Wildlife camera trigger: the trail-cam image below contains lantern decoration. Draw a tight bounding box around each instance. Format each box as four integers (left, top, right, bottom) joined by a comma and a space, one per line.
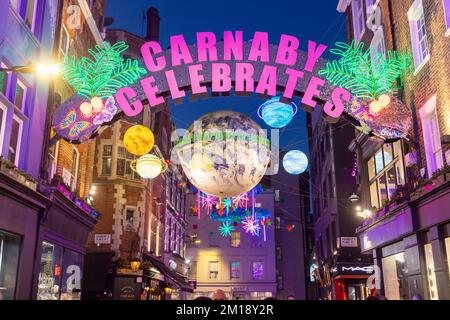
123, 125, 155, 156
79, 96, 118, 125
283, 150, 308, 175
257, 96, 298, 128
218, 221, 235, 237
130, 154, 168, 179
287, 225, 295, 232
242, 216, 261, 236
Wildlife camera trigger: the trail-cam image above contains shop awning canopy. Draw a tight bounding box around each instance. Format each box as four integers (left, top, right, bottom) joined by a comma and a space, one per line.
143, 253, 194, 292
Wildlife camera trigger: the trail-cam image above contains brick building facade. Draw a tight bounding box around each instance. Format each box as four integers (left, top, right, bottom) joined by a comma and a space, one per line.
337, 0, 450, 300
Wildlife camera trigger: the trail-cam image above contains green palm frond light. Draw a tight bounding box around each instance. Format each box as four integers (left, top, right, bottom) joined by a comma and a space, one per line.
318, 41, 411, 101
62, 41, 147, 99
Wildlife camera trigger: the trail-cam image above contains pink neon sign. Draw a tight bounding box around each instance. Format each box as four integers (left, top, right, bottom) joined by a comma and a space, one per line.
115, 31, 351, 122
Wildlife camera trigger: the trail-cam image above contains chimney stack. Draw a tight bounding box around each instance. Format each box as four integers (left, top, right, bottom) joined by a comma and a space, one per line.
146, 7, 160, 42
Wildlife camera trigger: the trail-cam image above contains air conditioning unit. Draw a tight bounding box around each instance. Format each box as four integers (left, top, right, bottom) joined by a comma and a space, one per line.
404, 152, 417, 167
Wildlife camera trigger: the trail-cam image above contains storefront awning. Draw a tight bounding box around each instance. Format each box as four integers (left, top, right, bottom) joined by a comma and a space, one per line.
143, 253, 194, 292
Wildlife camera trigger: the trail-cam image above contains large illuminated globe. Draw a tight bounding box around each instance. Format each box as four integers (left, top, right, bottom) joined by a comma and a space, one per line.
176, 110, 271, 197
283, 150, 308, 175
123, 125, 155, 156
258, 97, 297, 128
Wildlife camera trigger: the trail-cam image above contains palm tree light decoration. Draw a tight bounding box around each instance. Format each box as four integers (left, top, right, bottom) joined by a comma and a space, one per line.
319, 41, 410, 115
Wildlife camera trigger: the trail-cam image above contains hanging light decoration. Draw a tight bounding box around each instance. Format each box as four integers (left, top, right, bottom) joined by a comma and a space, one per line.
257, 96, 298, 128
283, 150, 308, 175
219, 221, 235, 237
130, 154, 167, 179
123, 125, 155, 156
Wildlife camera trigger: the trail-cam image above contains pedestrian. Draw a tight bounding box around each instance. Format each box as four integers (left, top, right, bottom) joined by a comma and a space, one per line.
212, 289, 227, 300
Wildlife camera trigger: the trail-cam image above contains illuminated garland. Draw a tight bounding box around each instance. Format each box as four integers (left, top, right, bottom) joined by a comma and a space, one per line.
318, 41, 410, 101
62, 41, 147, 99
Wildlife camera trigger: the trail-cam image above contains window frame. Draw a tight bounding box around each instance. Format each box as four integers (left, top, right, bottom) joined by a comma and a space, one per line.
8, 114, 23, 166
367, 141, 405, 208
0, 102, 6, 155
230, 231, 241, 248
208, 261, 219, 280
352, 0, 366, 43
408, 0, 430, 74
419, 95, 444, 178
101, 144, 112, 176
229, 261, 241, 280
252, 261, 264, 280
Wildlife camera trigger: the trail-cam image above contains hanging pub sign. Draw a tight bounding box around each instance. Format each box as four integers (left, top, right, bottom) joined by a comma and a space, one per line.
52, 31, 412, 143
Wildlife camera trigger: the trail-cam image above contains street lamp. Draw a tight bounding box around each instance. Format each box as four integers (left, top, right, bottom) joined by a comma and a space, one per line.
0, 62, 61, 76
349, 193, 360, 203
130, 258, 141, 271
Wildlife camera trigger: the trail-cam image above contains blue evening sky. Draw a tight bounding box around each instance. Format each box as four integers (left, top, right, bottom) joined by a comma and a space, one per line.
105, 0, 347, 154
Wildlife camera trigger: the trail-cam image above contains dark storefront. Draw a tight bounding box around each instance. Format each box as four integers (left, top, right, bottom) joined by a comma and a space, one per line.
0, 172, 97, 300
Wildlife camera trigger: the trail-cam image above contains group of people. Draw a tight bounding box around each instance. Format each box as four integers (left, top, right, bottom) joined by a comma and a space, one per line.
193, 289, 296, 300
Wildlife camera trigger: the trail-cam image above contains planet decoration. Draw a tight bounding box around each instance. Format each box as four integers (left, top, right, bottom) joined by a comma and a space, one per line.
130, 154, 168, 179
283, 150, 308, 175
123, 125, 155, 156
176, 110, 271, 197
257, 96, 298, 128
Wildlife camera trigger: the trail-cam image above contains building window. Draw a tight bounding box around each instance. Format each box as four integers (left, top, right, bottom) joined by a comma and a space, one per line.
208, 261, 219, 280
424, 243, 439, 300
443, 0, 450, 36
381, 252, 408, 300
8, 114, 23, 166
208, 232, 219, 247
275, 217, 281, 229
59, 25, 70, 57
14, 79, 27, 113
117, 146, 138, 179
370, 27, 386, 67
277, 275, 284, 290
0, 230, 21, 300
125, 208, 135, 231
38, 242, 83, 300
408, 0, 430, 73
352, 0, 366, 42
102, 145, 112, 175
419, 95, 444, 178
367, 140, 405, 208
252, 262, 264, 280
164, 215, 170, 252
230, 262, 241, 280
230, 231, 240, 248
0, 62, 11, 96
0, 103, 6, 154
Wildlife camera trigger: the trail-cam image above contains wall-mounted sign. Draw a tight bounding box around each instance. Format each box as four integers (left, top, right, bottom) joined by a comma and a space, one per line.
339, 237, 358, 248
94, 234, 111, 245
331, 263, 374, 276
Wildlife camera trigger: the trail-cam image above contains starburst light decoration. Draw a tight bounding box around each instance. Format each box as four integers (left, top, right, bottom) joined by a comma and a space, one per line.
242, 216, 261, 236
219, 221, 235, 237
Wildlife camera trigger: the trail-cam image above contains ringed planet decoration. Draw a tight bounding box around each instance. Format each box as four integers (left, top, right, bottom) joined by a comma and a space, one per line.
257, 96, 298, 128
130, 154, 168, 179
283, 150, 308, 175
123, 125, 155, 156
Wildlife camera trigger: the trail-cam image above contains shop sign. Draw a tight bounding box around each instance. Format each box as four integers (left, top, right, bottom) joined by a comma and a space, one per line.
331, 264, 374, 276
339, 237, 358, 248
94, 234, 111, 244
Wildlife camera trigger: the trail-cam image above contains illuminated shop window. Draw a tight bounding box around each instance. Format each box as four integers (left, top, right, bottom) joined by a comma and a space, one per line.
208, 261, 219, 280
352, 0, 366, 42
424, 243, 439, 300
408, 0, 430, 73
252, 262, 264, 280
230, 231, 240, 248
38, 242, 83, 300
419, 95, 444, 178
381, 252, 409, 300
367, 140, 405, 208
230, 262, 241, 280
0, 230, 21, 300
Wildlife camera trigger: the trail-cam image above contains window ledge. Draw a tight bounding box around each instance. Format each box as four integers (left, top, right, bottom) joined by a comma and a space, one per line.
413, 54, 430, 76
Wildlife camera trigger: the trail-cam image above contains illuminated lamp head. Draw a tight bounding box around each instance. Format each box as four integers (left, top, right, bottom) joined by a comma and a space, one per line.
257, 97, 298, 128
130, 154, 168, 179
91, 97, 104, 113
378, 94, 391, 107
369, 100, 382, 114
80, 102, 93, 116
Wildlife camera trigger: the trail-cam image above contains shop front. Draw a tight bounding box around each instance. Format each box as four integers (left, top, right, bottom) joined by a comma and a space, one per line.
357, 181, 450, 300
0, 172, 98, 300
331, 263, 373, 300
